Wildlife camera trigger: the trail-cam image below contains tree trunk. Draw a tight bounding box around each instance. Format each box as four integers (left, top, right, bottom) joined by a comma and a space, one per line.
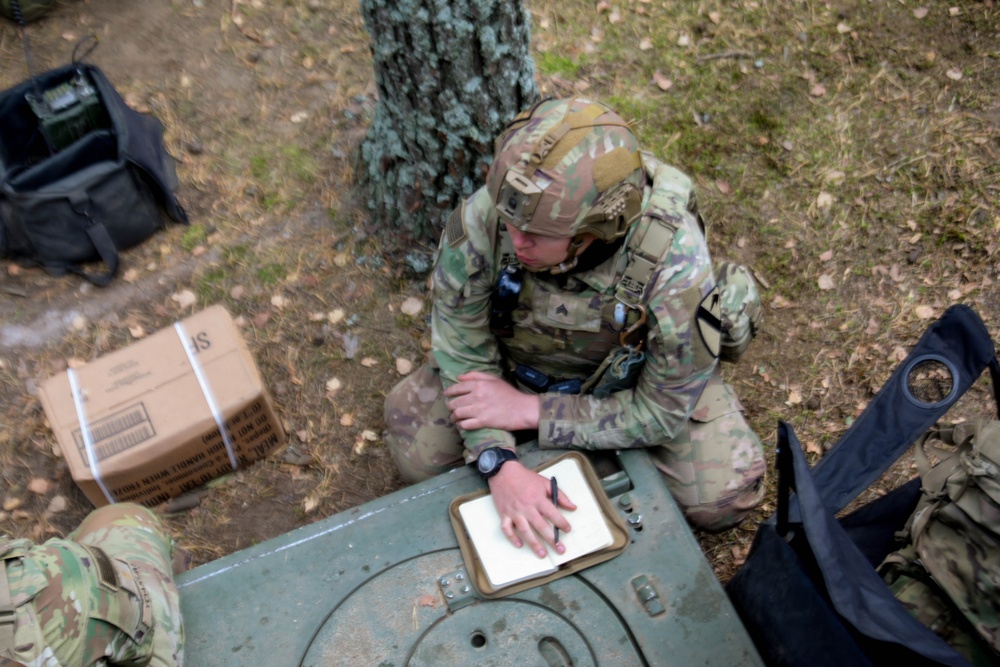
357, 0, 538, 255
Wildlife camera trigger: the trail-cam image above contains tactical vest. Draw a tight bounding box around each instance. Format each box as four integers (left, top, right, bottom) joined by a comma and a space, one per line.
0, 538, 153, 664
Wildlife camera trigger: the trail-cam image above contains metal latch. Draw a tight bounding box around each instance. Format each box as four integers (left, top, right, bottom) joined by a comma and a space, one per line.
631, 575, 665, 616
438, 566, 477, 612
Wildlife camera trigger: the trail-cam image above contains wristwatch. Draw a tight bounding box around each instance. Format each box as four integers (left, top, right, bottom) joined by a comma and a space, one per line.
476, 447, 518, 480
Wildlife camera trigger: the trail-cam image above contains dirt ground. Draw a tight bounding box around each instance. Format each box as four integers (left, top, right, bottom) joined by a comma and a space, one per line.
0, 0, 997, 585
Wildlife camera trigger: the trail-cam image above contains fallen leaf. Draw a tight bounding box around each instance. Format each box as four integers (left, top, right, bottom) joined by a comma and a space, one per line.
819, 250, 833, 262
906, 219, 918, 231
46, 495, 68, 514
304, 496, 320, 513
608, 8, 622, 23
805, 440, 823, 456
271, 294, 288, 309
290, 111, 308, 123
715, 180, 731, 195
810, 83, 827, 97
253, 311, 271, 327
907, 232, 922, 244
302, 56, 314, 69
596, 0, 610, 11
708, 11, 721, 24
816, 192, 834, 209
787, 387, 803, 405
914, 305, 935, 319
677, 33, 690, 47
295, 429, 310, 442
308, 312, 326, 322
913, 7, 929, 18
28, 478, 50, 495
639, 37, 653, 51
653, 71, 673, 91
172, 289, 197, 309
328, 309, 345, 324
417, 594, 438, 608
3, 497, 22, 511
340, 413, 354, 427
946, 68, 963, 81
836, 22, 852, 33
361, 430, 378, 442
400, 297, 423, 316
396, 358, 414, 375
890, 346, 908, 362
949, 6, 960, 15
123, 268, 140, 283
947, 289, 962, 300
334, 252, 349, 267
590, 26, 604, 43
72, 315, 88, 331
230, 285, 245, 299
326, 377, 342, 394
360, 357, 378, 367
772, 295, 792, 309
818, 274, 835, 290
129, 325, 146, 339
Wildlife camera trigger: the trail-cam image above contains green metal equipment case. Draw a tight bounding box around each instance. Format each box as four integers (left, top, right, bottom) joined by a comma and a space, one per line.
177, 446, 763, 666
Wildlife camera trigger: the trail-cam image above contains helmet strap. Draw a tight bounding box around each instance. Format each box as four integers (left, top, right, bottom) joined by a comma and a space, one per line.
547, 235, 588, 275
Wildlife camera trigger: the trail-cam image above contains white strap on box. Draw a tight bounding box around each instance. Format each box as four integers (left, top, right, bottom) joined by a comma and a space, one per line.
67, 367, 116, 505
174, 322, 240, 470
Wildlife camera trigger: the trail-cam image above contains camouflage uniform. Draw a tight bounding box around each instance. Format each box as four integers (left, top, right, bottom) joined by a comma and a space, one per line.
0, 503, 184, 666
385, 98, 765, 531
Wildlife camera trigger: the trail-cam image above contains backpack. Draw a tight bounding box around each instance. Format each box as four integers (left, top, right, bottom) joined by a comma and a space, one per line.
0, 62, 188, 285
881, 420, 1000, 663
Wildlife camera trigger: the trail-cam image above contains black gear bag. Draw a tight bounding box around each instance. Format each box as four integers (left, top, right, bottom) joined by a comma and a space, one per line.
726, 304, 1000, 666
0, 62, 188, 285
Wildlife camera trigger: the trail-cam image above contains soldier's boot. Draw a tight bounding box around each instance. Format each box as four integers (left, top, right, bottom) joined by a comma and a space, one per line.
715, 262, 763, 363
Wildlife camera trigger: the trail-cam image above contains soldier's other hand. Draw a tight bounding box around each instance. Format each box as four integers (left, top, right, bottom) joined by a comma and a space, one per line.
488, 461, 576, 558
444, 371, 540, 431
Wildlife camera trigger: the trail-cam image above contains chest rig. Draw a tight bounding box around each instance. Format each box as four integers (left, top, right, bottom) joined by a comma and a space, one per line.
489, 208, 680, 383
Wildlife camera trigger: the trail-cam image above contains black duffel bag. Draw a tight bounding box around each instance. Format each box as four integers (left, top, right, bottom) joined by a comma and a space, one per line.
0, 61, 188, 285
727, 304, 1000, 667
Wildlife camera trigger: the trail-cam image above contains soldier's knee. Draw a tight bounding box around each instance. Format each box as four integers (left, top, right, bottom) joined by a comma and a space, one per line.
678, 474, 765, 532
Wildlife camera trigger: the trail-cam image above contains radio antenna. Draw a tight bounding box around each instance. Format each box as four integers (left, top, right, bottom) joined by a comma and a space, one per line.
9, 0, 44, 100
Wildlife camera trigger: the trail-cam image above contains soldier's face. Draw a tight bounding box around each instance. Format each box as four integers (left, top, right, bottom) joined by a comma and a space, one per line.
507, 226, 575, 269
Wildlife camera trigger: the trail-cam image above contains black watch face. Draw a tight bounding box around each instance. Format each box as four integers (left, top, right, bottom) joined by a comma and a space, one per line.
478, 449, 498, 474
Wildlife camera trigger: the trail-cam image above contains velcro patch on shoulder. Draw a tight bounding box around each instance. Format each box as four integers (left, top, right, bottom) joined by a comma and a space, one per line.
446, 204, 467, 248
696, 286, 722, 360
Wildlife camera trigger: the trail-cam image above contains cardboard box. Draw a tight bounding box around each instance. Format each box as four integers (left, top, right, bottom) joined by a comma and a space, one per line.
39, 305, 285, 507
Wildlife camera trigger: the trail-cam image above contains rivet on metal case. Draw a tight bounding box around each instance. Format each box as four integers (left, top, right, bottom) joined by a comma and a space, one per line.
439, 566, 477, 612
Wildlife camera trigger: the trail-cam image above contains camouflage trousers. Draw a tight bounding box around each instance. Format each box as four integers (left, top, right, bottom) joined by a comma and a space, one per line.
385, 364, 765, 532
1, 503, 184, 666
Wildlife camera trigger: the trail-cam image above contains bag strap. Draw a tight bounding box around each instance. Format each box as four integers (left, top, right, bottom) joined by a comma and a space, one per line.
65, 191, 119, 286
806, 305, 1000, 515
779, 306, 999, 525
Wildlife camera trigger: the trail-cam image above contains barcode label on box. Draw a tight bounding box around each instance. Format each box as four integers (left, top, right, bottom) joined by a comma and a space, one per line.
73, 402, 156, 465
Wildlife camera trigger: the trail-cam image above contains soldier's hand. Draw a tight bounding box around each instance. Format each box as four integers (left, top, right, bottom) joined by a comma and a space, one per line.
444, 371, 540, 431
487, 461, 576, 558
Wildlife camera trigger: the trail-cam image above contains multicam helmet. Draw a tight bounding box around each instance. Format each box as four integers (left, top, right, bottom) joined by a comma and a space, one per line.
486, 97, 646, 243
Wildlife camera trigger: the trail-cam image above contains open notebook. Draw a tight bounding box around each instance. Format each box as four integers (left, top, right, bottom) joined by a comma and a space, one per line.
456, 455, 616, 590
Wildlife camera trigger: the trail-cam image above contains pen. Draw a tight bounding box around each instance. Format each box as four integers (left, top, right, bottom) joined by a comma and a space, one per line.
551, 476, 559, 544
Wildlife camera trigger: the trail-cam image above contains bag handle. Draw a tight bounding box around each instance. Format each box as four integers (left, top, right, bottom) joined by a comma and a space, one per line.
810, 305, 999, 515
66, 191, 119, 286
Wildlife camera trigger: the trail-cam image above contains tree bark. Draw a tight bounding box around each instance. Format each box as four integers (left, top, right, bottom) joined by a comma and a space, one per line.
357, 0, 538, 253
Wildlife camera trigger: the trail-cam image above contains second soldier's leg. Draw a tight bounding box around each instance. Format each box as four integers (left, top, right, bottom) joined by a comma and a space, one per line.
70, 503, 184, 667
